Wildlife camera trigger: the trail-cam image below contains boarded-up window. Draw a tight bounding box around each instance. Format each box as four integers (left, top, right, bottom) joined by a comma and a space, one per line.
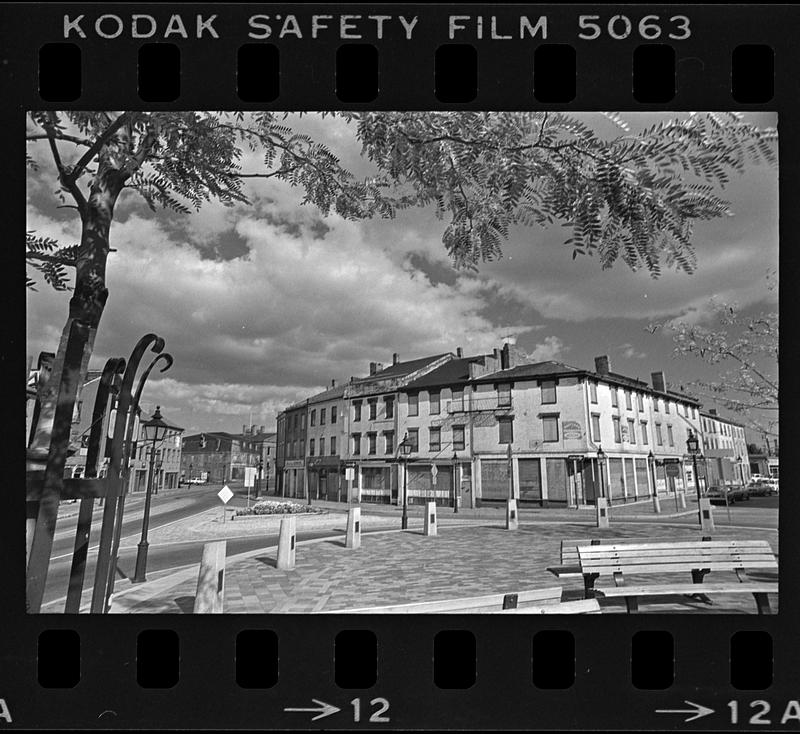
624, 457, 636, 497
635, 458, 650, 495
546, 458, 568, 503
608, 458, 624, 500
498, 417, 513, 444
480, 459, 510, 500
518, 458, 542, 502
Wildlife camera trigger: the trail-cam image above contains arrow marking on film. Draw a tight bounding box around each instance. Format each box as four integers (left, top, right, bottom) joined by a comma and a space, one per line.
284, 699, 341, 721
655, 700, 715, 722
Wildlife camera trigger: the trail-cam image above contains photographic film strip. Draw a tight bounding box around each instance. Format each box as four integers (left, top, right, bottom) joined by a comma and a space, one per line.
4, 2, 795, 731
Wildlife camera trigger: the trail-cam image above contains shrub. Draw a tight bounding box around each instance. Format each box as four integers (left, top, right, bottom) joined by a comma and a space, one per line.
235, 500, 325, 517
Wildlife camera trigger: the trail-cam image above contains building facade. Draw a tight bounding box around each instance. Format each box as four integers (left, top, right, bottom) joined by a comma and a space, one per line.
129, 410, 184, 493
180, 431, 260, 484
274, 345, 751, 509
700, 409, 750, 485
278, 400, 309, 498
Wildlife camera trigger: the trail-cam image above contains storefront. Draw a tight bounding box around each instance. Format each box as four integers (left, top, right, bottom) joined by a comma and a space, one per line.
307, 457, 343, 501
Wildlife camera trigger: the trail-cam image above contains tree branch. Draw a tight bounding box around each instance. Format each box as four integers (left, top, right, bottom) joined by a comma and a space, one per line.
27, 132, 92, 147
66, 112, 131, 184
43, 112, 87, 213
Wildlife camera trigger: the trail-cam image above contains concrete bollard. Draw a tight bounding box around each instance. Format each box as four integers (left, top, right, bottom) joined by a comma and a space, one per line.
699, 498, 715, 532
346, 507, 361, 549
193, 540, 226, 614
277, 515, 297, 570
596, 497, 610, 528
652, 492, 661, 513
505, 498, 519, 530
424, 501, 437, 536
678, 491, 687, 510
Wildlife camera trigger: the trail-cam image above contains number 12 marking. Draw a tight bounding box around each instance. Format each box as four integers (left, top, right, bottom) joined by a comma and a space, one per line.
351, 697, 391, 723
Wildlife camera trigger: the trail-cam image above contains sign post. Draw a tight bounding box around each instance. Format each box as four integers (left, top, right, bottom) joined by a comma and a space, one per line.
218, 484, 234, 523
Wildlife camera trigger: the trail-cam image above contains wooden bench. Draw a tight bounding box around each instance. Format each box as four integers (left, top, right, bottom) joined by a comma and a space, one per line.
547, 535, 713, 598
576, 540, 778, 614
322, 587, 599, 614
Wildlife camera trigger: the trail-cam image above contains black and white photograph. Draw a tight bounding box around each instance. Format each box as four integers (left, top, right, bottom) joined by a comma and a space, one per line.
25, 110, 778, 615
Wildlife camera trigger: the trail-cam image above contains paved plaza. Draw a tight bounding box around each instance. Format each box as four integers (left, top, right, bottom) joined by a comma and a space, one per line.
110, 515, 778, 615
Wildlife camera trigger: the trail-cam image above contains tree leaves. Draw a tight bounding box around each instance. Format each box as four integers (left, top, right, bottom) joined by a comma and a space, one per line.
26, 231, 77, 291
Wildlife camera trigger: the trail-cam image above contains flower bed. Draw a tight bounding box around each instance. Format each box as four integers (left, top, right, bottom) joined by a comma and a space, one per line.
234, 500, 326, 517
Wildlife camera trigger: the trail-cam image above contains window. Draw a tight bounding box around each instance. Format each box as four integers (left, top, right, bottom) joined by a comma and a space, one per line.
453, 425, 465, 451
498, 416, 514, 444
613, 416, 621, 442
541, 380, 557, 404
352, 433, 361, 455
542, 416, 559, 442
664, 401, 670, 415
384, 430, 394, 454
627, 419, 636, 443
330, 436, 337, 455
655, 424, 663, 446
408, 393, 419, 416
591, 414, 601, 441
320, 408, 326, 425
451, 388, 463, 411
309, 438, 315, 456
429, 426, 441, 451
610, 388, 618, 408
625, 390, 632, 410
319, 437, 325, 455
301, 413, 306, 429
310, 409, 316, 427
654, 398, 660, 412
667, 425, 674, 447
430, 390, 441, 415
637, 393, 644, 411
368, 433, 377, 455
353, 401, 361, 421
331, 406, 337, 424
368, 400, 377, 420
691, 406, 696, 419
497, 383, 512, 407
589, 381, 598, 403
385, 397, 394, 419
407, 428, 419, 452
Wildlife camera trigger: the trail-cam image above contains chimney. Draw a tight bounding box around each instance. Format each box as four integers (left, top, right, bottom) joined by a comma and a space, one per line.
375, 362, 384, 373
493, 348, 500, 360
651, 370, 666, 393
501, 343, 510, 370
260, 425, 265, 433
369, 362, 377, 375
594, 355, 610, 375
456, 347, 463, 358
393, 352, 399, 365
331, 378, 336, 388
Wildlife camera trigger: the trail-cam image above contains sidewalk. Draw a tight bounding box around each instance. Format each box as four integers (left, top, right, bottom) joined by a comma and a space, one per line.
109, 516, 778, 615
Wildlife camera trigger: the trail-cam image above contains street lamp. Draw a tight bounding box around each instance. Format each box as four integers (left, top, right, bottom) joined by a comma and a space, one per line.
648, 450, 656, 499
452, 451, 459, 514
189, 462, 193, 484
133, 406, 170, 583
400, 432, 412, 529
686, 429, 702, 525
597, 445, 606, 502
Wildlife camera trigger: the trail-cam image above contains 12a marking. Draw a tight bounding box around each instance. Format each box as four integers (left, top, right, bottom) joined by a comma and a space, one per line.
351, 697, 390, 723
728, 701, 800, 725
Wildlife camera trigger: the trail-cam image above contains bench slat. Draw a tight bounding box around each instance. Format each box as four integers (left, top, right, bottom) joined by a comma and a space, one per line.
559, 536, 693, 564
579, 540, 771, 553
546, 564, 582, 578
579, 562, 776, 575
500, 599, 601, 614
580, 554, 777, 566
596, 582, 778, 599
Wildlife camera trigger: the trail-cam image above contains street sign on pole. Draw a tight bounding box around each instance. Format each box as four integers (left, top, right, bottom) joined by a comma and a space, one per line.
431, 464, 438, 485
218, 484, 233, 523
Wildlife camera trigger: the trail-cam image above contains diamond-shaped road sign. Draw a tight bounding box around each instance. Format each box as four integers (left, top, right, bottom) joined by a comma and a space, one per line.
218, 485, 234, 504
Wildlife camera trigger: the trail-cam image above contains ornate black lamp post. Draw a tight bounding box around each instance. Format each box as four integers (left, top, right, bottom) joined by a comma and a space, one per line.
686, 429, 702, 524
133, 406, 169, 583
597, 445, 607, 501
648, 450, 656, 498
452, 451, 459, 513
400, 432, 412, 529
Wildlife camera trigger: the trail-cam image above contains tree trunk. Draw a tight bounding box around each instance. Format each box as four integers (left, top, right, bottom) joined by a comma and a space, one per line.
27, 174, 121, 470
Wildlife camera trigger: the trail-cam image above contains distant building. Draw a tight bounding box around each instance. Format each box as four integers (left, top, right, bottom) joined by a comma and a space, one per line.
699, 409, 750, 485
180, 431, 260, 484
129, 408, 185, 492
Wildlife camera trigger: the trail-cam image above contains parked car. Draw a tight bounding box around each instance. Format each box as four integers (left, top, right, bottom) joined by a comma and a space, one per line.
703, 484, 749, 504
747, 481, 771, 497
765, 478, 779, 494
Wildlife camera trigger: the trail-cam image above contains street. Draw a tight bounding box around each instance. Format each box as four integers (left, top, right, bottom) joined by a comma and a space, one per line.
40, 481, 283, 609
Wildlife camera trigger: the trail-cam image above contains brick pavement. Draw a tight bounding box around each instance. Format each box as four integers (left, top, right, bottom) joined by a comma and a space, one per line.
113, 520, 778, 615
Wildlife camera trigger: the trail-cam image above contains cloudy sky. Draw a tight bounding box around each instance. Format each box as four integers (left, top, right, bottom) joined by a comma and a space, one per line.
26, 112, 778, 436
